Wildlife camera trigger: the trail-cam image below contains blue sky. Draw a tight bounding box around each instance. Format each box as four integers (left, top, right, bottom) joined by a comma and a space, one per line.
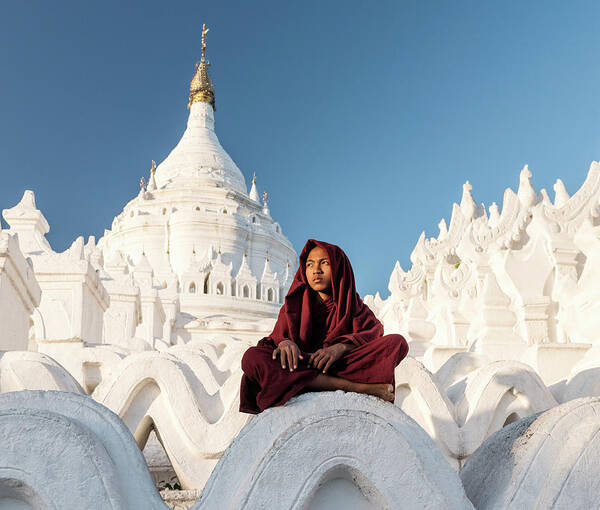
1, 1, 599, 296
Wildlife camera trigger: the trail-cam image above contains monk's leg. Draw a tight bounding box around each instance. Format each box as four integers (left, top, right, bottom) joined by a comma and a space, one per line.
330, 334, 409, 395
305, 374, 395, 403
239, 343, 319, 413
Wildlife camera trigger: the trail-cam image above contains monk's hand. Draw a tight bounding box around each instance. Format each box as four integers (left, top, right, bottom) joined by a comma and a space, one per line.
309, 344, 350, 374
272, 340, 303, 372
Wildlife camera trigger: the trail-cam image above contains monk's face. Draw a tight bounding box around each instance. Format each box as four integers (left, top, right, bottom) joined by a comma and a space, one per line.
305, 246, 332, 299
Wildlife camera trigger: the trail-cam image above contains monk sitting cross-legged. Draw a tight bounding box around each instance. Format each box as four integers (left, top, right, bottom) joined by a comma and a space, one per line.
239, 239, 409, 414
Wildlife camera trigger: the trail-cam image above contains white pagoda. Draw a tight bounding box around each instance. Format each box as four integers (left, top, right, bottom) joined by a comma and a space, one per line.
96, 26, 296, 348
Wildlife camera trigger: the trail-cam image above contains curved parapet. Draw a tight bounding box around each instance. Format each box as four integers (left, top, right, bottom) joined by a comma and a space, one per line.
461, 397, 600, 510
93, 345, 250, 489
562, 366, 600, 402
0, 390, 167, 510
0, 351, 84, 394
395, 355, 557, 464
193, 391, 474, 510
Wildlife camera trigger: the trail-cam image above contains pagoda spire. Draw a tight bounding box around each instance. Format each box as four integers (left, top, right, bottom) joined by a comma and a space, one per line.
189, 24, 216, 110
249, 172, 260, 201
147, 160, 157, 191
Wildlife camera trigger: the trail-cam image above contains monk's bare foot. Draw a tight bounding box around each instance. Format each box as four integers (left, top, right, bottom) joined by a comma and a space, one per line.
357, 383, 395, 403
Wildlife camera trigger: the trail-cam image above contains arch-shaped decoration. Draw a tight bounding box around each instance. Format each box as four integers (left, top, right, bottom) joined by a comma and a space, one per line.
189, 282, 196, 294
0, 351, 84, 394
162, 208, 166, 215
216, 282, 224, 295
0, 390, 166, 510
243, 285, 249, 298
195, 206, 201, 211
193, 392, 473, 510
267, 288, 274, 302
92, 348, 250, 490
203, 274, 210, 294
461, 397, 600, 510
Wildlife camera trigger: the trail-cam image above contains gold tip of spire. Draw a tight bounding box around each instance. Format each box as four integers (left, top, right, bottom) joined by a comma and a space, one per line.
188, 24, 215, 110
150, 160, 156, 174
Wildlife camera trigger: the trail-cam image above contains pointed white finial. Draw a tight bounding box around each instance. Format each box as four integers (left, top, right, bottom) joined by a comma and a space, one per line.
517, 164, 537, 207
147, 161, 157, 191
488, 202, 500, 226
438, 218, 448, 239
460, 181, 476, 219
262, 190, 270, 215
553, 178, 570, 207
249, 172, 260, 201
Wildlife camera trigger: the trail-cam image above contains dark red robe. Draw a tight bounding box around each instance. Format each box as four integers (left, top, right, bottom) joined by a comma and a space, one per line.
239, 239, 408, 414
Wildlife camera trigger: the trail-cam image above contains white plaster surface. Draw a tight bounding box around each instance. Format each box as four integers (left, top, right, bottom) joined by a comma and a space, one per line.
0, 232, 40, 351
0, 351, 83, 394
0, 390, 167, 510
461, 397, 600, 509
394, 353, 557, 467
194, 391, 474, 510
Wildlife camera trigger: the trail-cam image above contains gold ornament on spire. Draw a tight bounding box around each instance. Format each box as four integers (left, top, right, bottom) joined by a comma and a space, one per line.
188, 24, 216, 110
150, 160, 156, 174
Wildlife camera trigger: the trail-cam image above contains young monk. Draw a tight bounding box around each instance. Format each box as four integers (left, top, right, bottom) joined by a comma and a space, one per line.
239, 239, 408, 414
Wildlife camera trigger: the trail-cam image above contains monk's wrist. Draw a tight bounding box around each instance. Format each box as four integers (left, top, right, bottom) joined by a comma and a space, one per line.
331, 343, 352, 355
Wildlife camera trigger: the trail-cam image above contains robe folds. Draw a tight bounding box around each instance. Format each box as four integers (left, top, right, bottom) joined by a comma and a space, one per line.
239, 239, 409, 415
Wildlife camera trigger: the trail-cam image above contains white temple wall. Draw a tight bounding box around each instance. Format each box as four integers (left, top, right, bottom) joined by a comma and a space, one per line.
32, 268, 109, 343
0, 232, 41, 351
369, 163, 600, 385
102, 282, 141, 347
136, 289, 167, 347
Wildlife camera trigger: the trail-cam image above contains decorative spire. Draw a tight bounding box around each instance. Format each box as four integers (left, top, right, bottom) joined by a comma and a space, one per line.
138, 176, 147, 198
249, 172, 260, 201
188, 24, 216, 110
488, 202, 501, 227
262, 190, 270, 215
460, 181, 476, 219
553, 178, 570, 207
517, 164, 537, 207
147, 160, 157, 191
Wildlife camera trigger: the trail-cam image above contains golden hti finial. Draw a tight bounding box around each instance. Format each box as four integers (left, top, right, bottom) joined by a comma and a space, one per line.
189, 23, 216, 110
150, 160, 156, 174
201, 24, 209, 64
252, 172, 256, 185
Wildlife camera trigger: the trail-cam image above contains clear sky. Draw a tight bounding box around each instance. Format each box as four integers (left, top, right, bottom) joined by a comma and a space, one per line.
1, 1, 599, 297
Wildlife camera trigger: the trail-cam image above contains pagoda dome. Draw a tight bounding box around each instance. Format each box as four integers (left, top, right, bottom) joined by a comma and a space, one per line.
153, 101, 247, 193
